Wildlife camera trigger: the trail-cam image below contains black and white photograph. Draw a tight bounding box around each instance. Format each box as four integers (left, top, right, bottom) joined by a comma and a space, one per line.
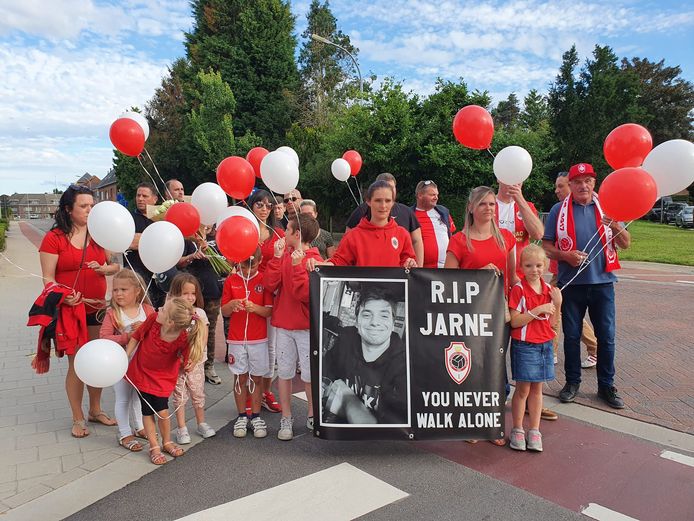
318, 278, 411, 428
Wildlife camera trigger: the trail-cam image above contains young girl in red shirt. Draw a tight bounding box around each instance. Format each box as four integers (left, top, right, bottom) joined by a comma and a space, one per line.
508, 245, 562, 452
125, 297, 205, 465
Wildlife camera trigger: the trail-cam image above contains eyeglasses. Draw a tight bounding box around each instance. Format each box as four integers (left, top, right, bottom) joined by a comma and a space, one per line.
284, 197, 299, 204
253, 202, 274, 209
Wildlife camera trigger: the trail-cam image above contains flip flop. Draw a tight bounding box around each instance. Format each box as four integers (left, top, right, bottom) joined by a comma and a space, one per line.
71, 419, 89, 438
88, 411, 117, 426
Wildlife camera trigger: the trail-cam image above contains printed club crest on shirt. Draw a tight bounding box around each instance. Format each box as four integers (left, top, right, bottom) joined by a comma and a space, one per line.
444, 342, 471, 385
391, 237, 399, 249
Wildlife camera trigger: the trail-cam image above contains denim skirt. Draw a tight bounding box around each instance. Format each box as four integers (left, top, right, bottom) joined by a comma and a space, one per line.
511, 339, 554, 383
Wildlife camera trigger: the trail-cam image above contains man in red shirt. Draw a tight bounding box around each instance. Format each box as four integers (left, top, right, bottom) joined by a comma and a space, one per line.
412, 180, 456, 268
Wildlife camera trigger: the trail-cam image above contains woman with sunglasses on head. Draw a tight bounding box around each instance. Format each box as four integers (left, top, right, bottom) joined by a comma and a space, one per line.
38, 185, 121, 438
245, 189, 284, 414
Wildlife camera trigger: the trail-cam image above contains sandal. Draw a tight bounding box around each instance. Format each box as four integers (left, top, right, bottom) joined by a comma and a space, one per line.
149, 446, 167, 465
134, 429, 148, 440
489, 438, 507, 447
162, 441, 184, 458
88, 411, 117, 426
71, 419, 89, 438
119, 436, 143, 452
465, 440, 478, 444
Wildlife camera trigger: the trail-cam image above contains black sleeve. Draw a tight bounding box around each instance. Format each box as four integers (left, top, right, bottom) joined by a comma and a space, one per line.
376, 349, 408, 424
346, 204, 367, 229
407, 205, 421, 232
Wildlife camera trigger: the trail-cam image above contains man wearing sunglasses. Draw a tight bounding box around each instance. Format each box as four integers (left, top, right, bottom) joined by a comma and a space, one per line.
283, 189, 303, 220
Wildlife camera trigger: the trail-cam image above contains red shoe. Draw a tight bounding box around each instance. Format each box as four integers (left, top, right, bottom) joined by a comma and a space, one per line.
262, 391, 281, 413
245, 397, 252, 416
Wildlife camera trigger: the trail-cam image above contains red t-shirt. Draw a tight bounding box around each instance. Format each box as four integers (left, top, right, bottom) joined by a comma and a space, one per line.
446, 229, 515, 296
496, 199, 538, 276
39, 230, 108, 314
415, 208, 456, 268
221, 271, 273, 343
258, 228, 285, 273
508, 277, 555, 343
126, 313, 189, 397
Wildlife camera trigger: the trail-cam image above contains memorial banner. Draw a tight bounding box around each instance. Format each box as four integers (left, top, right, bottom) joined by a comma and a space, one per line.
310, 267, 507, 441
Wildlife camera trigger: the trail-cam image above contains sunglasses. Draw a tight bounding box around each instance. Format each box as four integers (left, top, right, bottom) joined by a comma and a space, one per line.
284, 197, 299, 204
422, 180, 434, 185
253, 201, 274, 209
68, 183, 94, 194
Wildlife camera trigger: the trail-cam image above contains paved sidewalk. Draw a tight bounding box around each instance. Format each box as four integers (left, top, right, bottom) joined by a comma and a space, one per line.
0, 222, 233, 516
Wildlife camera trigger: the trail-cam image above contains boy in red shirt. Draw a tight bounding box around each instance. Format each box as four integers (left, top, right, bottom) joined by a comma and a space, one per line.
508, 245, 562, 452
264, 214, 322, 441
221, 247, 273, 439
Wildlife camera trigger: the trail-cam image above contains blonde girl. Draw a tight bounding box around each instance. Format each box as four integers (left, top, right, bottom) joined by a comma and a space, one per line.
168, 273, 216, 444
99, 270, 155, 452
125, 297, 206, 465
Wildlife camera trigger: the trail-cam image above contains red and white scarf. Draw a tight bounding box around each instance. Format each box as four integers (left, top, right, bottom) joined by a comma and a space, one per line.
556, 193, 620, 272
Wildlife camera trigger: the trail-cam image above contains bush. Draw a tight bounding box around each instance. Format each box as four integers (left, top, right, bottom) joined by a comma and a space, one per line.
0, 223, 6, 251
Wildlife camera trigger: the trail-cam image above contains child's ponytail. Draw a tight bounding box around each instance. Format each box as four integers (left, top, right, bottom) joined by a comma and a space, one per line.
165, 297, 207, 366
186, 317, 206, 366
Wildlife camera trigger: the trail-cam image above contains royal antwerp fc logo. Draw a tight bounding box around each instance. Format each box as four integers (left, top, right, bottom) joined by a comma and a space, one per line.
391, 237, 399, 249
445, 342, 471, 385
559, 236, 573, 251
578, 163, 586, 173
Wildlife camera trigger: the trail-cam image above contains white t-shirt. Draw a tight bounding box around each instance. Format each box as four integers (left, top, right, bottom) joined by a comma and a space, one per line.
118, 305, 148, 333
496, 199, 515, 234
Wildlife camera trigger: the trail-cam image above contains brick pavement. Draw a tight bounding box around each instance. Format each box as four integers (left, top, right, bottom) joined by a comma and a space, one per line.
0, 222, 233, 515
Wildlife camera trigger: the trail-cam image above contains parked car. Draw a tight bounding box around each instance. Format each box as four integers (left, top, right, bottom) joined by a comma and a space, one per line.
646, 196, 673, 221
675, 206, 694, 228
665, 202, 688, 224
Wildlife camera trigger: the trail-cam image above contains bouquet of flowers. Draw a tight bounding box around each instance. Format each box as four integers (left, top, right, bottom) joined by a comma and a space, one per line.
146, 199, 176, 221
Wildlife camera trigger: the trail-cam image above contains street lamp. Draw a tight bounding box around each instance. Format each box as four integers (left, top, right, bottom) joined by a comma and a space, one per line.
310, 33, 363, 95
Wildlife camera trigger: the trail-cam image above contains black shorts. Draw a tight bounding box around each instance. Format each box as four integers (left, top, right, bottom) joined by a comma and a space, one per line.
86, 313, 101, 326
139, 392, 169, 416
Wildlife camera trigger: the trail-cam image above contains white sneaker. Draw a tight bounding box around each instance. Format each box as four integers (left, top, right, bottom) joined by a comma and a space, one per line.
176, 427, 191, 445
553, 355, 558, 365
205, 366, 222, 385
581, 355, 597, 368
196, 422, 216, 439
306, 416, 314, 430
233, 416, 248, 438
250, 417, 267, 438
277, 416, 294, 441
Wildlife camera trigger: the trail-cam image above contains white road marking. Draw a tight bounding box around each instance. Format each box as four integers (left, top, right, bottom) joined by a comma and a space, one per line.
293, 391, 307, 401
175, 462, 408, 521
660, 450, 694, 468
582, 503, 640, 521
675, 280, 694, 285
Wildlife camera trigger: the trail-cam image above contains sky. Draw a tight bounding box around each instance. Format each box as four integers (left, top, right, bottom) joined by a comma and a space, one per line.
0, 0, 692, 196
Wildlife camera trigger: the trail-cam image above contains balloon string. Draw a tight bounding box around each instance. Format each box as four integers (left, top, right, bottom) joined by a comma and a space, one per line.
352, 176, 363, 203
143, 148, 170, 200
560, 221, 632, 291
122, 254, 152, 307
125, 372, 186, 420
238, 200, 282, 240
0, 252, 74, 291
136, 155, 166, 202
486, 148, 496, 159
345, 179, 360, 207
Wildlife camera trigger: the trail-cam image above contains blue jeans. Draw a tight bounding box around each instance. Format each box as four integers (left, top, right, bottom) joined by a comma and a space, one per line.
561, 283, 616, 388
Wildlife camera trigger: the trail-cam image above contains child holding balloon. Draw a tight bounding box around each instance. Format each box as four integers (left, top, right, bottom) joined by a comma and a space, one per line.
125, 297, 205, 465
168, 273, 216, 444
99, 269, 155, 452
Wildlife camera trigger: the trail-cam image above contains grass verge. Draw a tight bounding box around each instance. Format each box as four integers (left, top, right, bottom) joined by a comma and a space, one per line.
619, 220, 694, 266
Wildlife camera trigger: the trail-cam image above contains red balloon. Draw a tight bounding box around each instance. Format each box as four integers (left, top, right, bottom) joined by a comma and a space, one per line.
598, 167, 657, 222
216, 216, 260, 262
109, 118, 145, 157
603, 123, 653, 170
452, 105, 494, 150
216, 156, 255, 199
165, 202, 200, 237
246, 147, 269, 178
342, 150, 363, 176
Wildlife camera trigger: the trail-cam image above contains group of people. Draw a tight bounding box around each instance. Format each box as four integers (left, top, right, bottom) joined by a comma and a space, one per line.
34, 160, 629, 460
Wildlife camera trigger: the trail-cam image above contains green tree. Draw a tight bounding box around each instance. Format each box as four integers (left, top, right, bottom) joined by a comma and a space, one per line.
520, 89, 549, 131
621, 57, 694, 143
298, 0, 359, 128
185, 0, 300, 146
548, 45, 581, 167
492, 93, 520, 129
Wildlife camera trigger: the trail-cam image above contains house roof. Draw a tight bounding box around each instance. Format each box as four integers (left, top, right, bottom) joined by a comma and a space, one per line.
96, 169, 117, 188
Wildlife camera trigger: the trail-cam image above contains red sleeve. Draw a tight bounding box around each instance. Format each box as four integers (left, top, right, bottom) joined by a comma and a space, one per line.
39, 230, 62, 254
263, 256, 283, 293
99, 309, 129, 346
221, 276, 234, 305
449, 215, 456, 233
399, 229, 416, 266
508, 284, 523, 310
132, 313, 157, 342
290, 261, 311, 303
328, 232, 356, 266
263, 289, 273, 307
446, 233, 465, 262
142, 304, 155, 317
501, 229, 516, 253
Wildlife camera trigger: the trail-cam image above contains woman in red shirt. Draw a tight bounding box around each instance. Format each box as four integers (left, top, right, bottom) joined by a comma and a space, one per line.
39, 185, 120, 438
310, 180, 417, 269
444, 186, 517, 447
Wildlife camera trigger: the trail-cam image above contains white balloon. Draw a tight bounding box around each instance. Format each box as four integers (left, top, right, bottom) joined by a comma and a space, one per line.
260, 151, 300, 195
331, 158, 351, 182
191, 182, 228, 225
87, 201, 135, 253
642, 139, 694, 197
138, 221, 185, 274
493, 145, 533, 185
119, 111, 150, 141
216, 205, 260, 235
276, 146, 299, 167
74, 339, 128, 388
